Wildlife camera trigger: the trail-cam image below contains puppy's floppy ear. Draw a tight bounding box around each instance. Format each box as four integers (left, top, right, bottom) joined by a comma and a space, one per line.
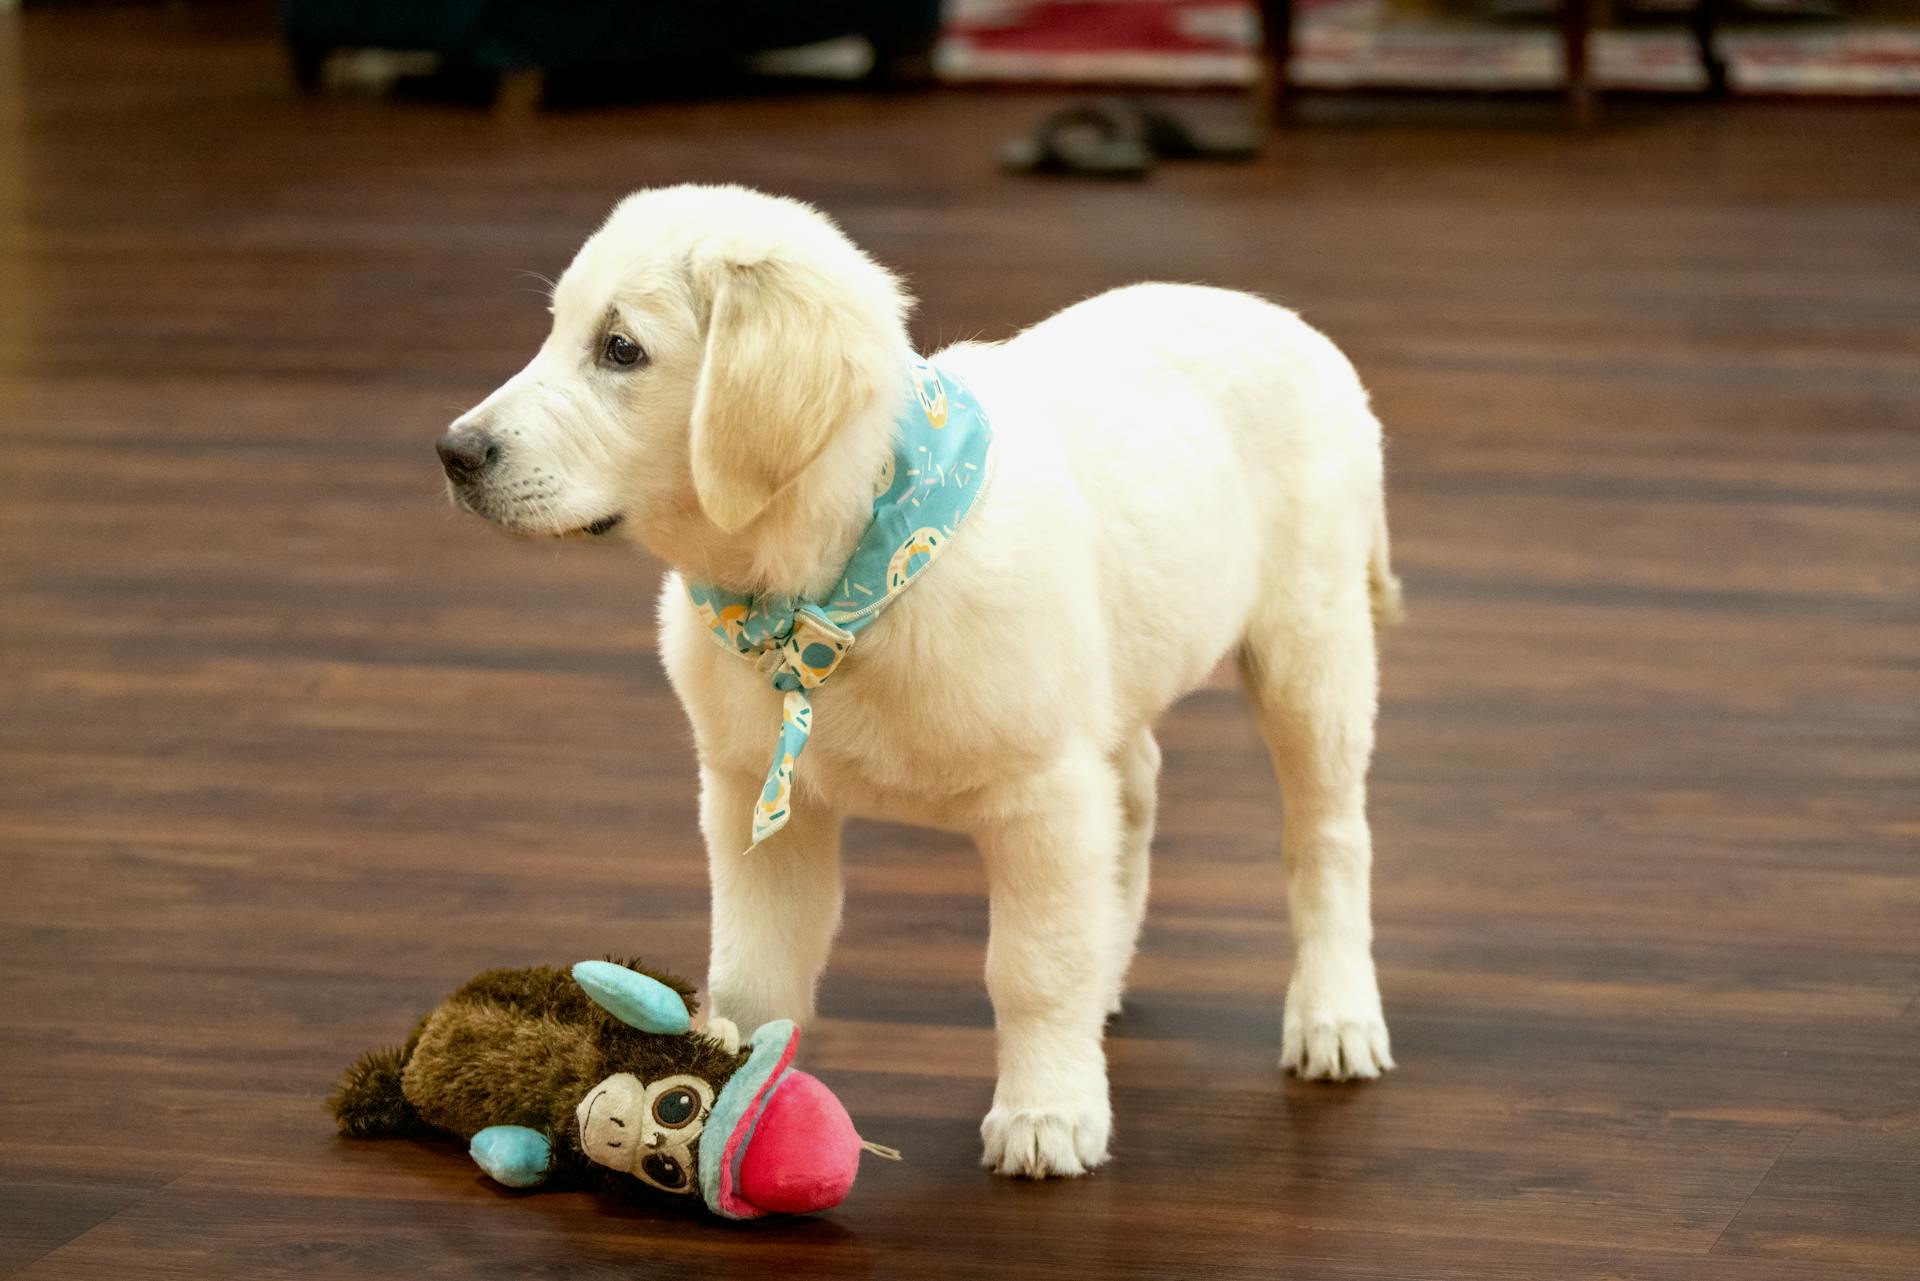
689, 257, 883, 534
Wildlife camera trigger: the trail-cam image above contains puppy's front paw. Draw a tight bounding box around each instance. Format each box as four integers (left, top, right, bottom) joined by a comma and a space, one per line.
981, 1103, 1111, 1178
1282, 950, 1394, 1081
703, 1015, 742, 1055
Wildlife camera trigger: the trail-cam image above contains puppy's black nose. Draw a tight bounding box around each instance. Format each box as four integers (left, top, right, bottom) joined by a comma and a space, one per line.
436, 427, 499, 482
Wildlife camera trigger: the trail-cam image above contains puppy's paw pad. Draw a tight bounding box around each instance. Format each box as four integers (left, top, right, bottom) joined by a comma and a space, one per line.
1281, 1016, 1395, 1081
980, 1106, 1111, 1179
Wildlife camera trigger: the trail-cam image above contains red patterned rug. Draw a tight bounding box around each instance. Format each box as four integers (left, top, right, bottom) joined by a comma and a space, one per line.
939, 0, 1920, 94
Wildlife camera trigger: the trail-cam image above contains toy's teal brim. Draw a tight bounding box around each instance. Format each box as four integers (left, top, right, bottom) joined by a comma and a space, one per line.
699, 1019, 800, 1219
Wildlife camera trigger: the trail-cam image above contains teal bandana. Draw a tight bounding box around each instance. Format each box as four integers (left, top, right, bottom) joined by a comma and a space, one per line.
686, 355, 994, 849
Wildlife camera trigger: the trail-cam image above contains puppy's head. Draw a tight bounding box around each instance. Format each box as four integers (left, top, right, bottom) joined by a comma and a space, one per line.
436, 184, 911, 561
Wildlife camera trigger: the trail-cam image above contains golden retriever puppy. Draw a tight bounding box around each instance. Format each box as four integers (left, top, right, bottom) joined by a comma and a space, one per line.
438, 185, 1399, 1178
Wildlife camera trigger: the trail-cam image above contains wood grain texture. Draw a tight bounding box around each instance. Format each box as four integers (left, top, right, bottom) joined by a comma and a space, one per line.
2, 4, 1917, 1279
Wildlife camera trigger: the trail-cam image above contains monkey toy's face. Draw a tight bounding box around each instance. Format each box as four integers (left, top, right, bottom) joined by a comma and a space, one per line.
576, 1072, 717, 1195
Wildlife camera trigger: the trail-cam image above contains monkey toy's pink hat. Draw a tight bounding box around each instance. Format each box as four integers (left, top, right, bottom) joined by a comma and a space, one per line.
698, 1020, 895, 1219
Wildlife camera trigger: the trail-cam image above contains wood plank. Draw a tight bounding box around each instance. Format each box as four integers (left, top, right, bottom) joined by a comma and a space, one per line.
1, 3, 1916, 1278
1713, 1127, 1920, 1270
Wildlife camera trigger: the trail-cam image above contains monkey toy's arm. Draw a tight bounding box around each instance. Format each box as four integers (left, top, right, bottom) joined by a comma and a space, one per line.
469, 1125, 553, 1188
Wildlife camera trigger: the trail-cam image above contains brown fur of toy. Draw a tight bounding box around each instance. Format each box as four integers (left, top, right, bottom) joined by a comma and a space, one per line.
329, 959, 747, 1187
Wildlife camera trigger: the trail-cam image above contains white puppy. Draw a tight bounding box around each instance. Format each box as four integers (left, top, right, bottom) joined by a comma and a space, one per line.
438, 184, 1399, 1179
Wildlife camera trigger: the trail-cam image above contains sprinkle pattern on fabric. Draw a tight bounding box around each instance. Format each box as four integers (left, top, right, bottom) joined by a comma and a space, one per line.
686, 356, 994, 849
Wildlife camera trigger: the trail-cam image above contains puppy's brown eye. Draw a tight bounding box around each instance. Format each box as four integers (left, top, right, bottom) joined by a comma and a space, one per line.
603, 334, 644, 367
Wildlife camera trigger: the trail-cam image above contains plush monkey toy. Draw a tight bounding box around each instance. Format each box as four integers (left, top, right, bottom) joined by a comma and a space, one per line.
329, 959, 893, 1219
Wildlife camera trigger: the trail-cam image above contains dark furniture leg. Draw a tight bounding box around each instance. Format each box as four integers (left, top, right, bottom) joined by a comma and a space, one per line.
492, 69, 543, 118
1562, 0, 1595, 126
1257, 0, 1295, 127
288, 39, 329, 92
1694, 0, 1729, 95
867, 28, 940, 88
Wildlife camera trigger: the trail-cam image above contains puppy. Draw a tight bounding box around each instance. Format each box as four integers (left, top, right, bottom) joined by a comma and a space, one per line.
438, 184, 1398, 1179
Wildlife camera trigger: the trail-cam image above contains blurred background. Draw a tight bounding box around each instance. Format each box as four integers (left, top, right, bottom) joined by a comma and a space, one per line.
1, 3, 1915, 1280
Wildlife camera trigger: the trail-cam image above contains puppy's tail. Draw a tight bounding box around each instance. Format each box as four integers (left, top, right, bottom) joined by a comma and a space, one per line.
1368, 496, 1404, 631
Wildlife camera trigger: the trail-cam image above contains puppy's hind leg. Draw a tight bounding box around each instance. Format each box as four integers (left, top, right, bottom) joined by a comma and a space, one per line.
1239, 585, 1394, 1081
1105, 728, 1161, 1017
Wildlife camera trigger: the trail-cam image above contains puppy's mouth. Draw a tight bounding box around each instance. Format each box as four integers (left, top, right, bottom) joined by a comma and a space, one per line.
451, 488, 626, 541
576, 514, 625, 537
546, 511, 627, 541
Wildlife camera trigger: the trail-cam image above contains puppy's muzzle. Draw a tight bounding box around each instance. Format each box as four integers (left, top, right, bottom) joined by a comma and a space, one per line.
436, 424, 500, 485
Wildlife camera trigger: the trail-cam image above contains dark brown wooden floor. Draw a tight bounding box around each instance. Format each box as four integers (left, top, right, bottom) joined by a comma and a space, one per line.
3, 4, 1917, 1279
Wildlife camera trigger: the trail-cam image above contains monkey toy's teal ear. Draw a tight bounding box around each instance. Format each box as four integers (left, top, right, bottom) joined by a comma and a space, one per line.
571, 961, 692, 1035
